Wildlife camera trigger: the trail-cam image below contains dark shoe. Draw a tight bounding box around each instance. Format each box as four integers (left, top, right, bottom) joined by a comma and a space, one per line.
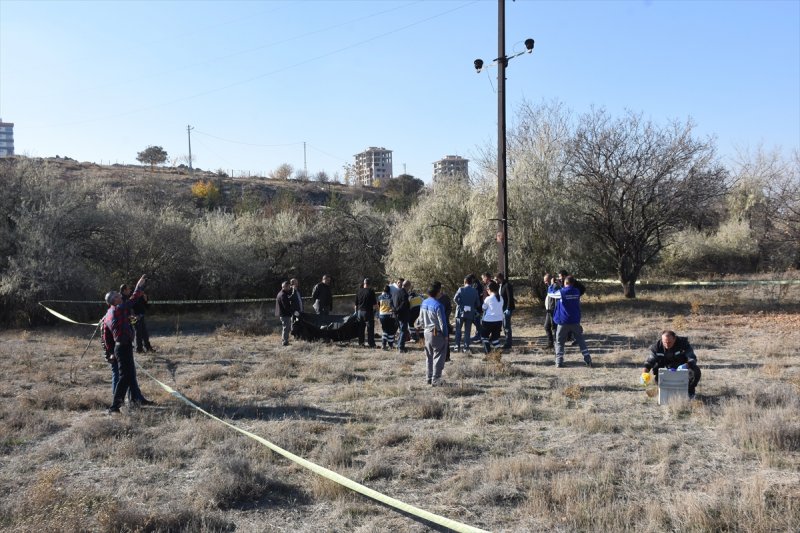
138, 398, 157, 406
585, 360, 593, 368
136, 348, 144, 354
546, 343, 554, 349
556, 362, 564, 368
106, 406, 121, 414
382, 345, 388, 351
426, 378, 432, 385
282, 342, 289, 347
145, 346, 156, 353
431, 378, 445, 387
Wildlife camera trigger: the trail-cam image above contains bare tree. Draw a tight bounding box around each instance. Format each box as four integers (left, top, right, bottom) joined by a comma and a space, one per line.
269, 163, 293, 181
731, 146, 800, 269
566, 109, 728, 297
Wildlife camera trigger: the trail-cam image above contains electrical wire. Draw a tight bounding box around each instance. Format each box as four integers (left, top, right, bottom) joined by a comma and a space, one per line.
50, 1, 479, 128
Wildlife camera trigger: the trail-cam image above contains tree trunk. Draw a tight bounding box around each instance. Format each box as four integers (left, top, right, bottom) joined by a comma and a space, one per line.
621, 278, 637, 299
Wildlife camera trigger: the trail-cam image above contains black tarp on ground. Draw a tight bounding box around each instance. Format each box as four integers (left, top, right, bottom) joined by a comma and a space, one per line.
291, 312, 361, 342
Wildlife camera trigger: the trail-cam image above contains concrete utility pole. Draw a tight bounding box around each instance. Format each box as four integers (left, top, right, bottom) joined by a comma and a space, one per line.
474, 0, 534, 281
496, 0, 508, 280
187, 125, 194, 177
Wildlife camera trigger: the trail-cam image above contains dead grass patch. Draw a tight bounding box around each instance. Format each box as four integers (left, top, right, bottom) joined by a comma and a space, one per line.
2, 283, 799, 531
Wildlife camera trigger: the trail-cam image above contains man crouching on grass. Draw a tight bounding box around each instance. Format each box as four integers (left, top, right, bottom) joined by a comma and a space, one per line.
415, 284, 448, 387
643, 330, 702, 399
104, 274, 149, 413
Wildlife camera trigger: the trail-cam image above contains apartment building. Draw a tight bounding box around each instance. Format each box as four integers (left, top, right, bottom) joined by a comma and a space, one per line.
354, 147, 392, 187
0, 119, 14, 157
433, 155, 469, 182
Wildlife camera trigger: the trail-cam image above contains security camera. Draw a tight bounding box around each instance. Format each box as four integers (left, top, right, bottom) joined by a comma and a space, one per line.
474, 59, 484, 73
525, 38, 535, 53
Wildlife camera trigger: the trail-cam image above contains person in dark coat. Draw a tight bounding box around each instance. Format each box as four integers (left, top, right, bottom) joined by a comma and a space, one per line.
354, 278, 378, 348
311, 274, 333, 315
495, 272, 515, 349
643, 330, 701, 398
392, 279, 411, 353
275, 280, 295, 346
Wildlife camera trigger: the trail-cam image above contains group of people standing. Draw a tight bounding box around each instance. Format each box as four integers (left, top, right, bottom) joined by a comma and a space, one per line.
273, 271, 701, 397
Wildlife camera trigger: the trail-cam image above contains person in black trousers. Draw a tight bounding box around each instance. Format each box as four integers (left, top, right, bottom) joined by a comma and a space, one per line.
354, 278, 378, 348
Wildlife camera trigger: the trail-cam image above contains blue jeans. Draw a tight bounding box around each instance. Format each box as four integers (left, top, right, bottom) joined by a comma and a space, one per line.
454, 314, 474, 349
110, 358, 144, 402
396, 312, 410, 349
555, 323, 591, 365
502, 309, 513, 347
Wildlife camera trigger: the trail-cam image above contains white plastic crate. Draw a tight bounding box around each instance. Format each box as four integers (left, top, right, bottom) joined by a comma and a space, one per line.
658, 368, 690, 405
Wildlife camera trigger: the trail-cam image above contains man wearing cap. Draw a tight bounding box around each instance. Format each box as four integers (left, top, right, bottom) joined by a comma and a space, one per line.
104, 274, 149, 413
354, 278, 378, 348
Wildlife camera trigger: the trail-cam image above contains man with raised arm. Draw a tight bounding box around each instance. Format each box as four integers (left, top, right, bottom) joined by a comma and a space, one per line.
103, 274, 149, 413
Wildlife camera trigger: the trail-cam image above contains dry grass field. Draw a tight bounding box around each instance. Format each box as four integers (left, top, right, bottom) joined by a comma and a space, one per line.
1, 284, 799, 532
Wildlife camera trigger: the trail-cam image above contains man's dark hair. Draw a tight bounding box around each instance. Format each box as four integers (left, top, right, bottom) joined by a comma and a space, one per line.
483, 271, 492, 279
427, 285, 440, 298
565, 275, 575, 285
661, 329, 677, 339
559, 269, 569, 278
495, 272, 505, 281
432, 280, 442, 291
464, 276, 472, 284
119, 284, 129, 293
383, 285, 391, 294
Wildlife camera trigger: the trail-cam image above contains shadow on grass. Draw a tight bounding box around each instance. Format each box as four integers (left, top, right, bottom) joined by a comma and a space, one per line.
178, 395, 361, 424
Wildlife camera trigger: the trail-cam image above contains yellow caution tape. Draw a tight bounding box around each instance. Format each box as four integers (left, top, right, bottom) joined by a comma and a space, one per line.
41, 304, 489, 532
39, 303, 102, 326
135, 364, 490, 533
40, 294, 359, 306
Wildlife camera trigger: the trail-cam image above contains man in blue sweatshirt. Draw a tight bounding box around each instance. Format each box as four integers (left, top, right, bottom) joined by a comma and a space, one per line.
548, 275, 593, 368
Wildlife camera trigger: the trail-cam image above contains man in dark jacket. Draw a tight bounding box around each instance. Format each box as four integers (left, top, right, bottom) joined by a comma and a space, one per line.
354, 278, 378, 348
275, 280, 295, 346
121, 283, 156, 354
392, 279, 411, 353
495, 273, 515, 349
643, 330, 701, 398
311, 275, 333, 316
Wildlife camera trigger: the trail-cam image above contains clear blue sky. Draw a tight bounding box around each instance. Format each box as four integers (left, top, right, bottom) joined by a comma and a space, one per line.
1, 0, 798, 182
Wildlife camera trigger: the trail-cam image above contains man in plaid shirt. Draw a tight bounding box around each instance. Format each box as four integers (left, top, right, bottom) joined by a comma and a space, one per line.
104, 274, 148, 413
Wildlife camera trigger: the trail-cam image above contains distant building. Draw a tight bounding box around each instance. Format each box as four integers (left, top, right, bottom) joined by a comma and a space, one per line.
0, 119, 14, 157
433, 155, 469, 182
354, 147, 393, 187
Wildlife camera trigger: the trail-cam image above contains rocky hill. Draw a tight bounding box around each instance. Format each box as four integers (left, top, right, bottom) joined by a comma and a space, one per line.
29, 156, 387, 210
